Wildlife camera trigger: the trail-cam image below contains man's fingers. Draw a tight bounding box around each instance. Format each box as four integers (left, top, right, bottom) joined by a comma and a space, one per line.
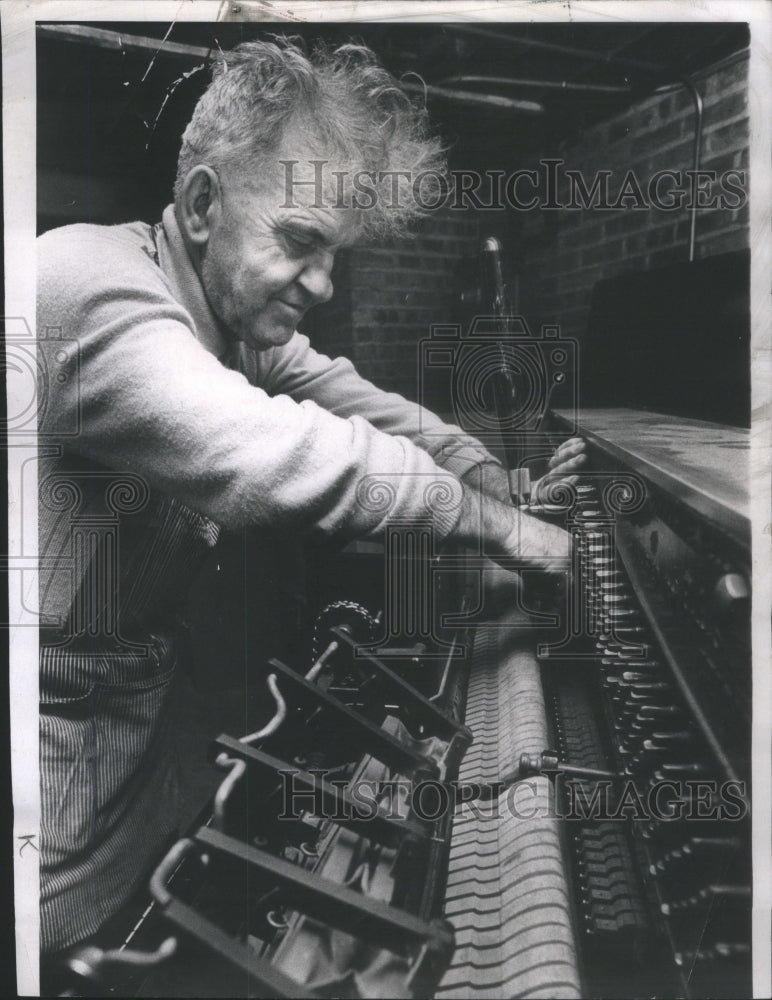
547, 438, 586, 469
532, 471, 581, 505
547, 445, 585, 469
481, 558, 522, 596
547, 452, 587, 473
502, 511, 572, 568
555, 437, 584, 454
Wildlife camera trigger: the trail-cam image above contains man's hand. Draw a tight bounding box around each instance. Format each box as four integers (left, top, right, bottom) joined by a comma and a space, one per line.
495, 505, 573, 569
461, 437, 587, 507
451, 437, 586, 571
532, 437, 587, 505
451, 484, 572, 572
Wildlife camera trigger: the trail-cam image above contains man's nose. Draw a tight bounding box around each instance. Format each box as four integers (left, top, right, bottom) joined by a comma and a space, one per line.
299, 249, 335, 304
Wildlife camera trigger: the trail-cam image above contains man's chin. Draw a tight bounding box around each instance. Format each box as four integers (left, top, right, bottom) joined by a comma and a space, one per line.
244, 323, 297, 351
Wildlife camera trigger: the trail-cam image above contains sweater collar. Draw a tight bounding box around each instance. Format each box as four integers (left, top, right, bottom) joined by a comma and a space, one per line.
157, 204, 231, 360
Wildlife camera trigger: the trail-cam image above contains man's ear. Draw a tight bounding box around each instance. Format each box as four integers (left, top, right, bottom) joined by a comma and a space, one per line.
177, 165, 223, 247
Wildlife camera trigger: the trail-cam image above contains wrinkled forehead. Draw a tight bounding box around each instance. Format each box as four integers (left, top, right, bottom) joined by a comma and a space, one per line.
229, 129, 366, 246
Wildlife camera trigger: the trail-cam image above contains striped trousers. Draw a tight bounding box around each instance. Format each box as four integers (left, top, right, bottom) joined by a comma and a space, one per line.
40, 633, 181, 955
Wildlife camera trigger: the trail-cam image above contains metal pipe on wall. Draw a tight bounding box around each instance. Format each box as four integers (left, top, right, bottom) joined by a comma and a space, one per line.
436, 75, 634, 95
401, 80, 545, 114
681, 76, 705, 262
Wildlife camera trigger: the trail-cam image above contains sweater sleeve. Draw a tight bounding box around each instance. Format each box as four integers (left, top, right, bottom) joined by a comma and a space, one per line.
37, 227, 464, 540
252, 332, 503, 480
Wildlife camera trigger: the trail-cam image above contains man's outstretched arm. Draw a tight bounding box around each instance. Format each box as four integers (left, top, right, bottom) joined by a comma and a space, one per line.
253, 331, 586, 499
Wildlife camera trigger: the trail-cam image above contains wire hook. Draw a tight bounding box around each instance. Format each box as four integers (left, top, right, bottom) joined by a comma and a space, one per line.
150, 838, 199, 907
212, 754, 247, 831
240, 673, 287, 744
66, 937, 177, 982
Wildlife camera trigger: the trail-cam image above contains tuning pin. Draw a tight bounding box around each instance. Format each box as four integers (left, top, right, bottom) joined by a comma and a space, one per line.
601, 591, 630, 605
599, 590, 627, 607
638, 731, 693, 759
599, 633, 642, 652
627, 719, 653, 743
627, 681, 672, 698
575, 508, 604, 522
603, 636, 645, 654
613, 658, 662, 680
665, 846, 688, 866
674, 946, 741, 968
688, 835, 743, 854
648, 730, 692, 745
636, 705, 682, 724
622, 671, 662, 684
605, 607, 639, 623
608, 627, 647, 641
621, 694, 671, 720
602, 624, 642, 645
585, 531, 613, 545
713, 942, 751, 961
674, 948, 704, 967
630, 737, 680, 771
658, 762, 706, 778
603, 675, 626, 695
700, 884, 751, 903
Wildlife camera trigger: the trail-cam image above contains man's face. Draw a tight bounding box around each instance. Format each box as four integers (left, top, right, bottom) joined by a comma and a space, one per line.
199, 132, 360, 350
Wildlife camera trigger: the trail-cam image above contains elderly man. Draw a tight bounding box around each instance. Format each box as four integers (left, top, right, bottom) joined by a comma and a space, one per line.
38, 38, 584, 957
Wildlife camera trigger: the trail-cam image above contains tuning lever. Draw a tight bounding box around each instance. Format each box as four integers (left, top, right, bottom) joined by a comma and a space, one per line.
65, 937, 178, 988
518, 750, 618, 780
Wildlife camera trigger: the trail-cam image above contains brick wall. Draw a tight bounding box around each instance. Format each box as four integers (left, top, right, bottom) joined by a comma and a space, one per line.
515, 51, 749, 342
305, 211, 481, 404
306, 50, 748, 396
